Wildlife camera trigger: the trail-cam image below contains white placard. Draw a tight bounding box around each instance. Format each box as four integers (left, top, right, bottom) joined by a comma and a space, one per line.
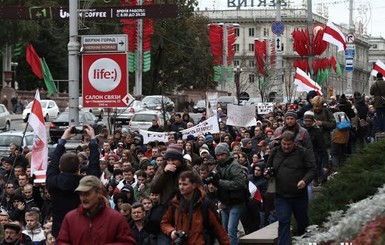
257, 103, 274, 114
206, 91, 218, 117
181, 116, 220, 139
139, 130, 169, 144
226, 104, 257, 127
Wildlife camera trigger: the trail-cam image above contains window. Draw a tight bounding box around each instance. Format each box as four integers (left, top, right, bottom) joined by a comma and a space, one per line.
235, 44, 240, 52
249, 74, 255, 83
235, 28, 240, 37
249, 60, 255, 67
248, 43, 254, 52
249, 28, 255, 37
263, 27, 269, 37
372, 44, 378, 49
234, 60, 240, 66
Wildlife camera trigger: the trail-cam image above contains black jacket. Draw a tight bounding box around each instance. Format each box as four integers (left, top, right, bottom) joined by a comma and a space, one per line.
46, 139, 101, 237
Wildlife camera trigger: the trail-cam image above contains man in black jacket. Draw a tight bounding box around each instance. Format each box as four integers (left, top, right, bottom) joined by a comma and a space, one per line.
46, 125, 101, 238
266, 131, 315, 245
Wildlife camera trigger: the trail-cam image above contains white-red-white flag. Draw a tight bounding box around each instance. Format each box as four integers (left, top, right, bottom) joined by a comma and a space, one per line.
322, 20, 347, 52
371, 60, 385, 77
29, 90, 48, 177
294, 68, 323, 95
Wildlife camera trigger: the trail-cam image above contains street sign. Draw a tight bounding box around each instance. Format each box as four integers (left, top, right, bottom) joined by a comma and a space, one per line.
82, 53, 128, 108
0, 5, 178, 20
271, 21, 285, 35
81, 35, 127, 53
345, 33, 355, 43
122, 93, 135, 106
345, 49, 355, 57
345, 58, 354, 71
275, 37, 282, 52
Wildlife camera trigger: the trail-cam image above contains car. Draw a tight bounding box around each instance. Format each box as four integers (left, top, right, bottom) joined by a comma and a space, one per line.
129, 110, 170, 132
142, 95, 175, 112
23, 100, 60, 123
217, 96, 238, 113
0, 104, 11, 131
49, 111, 106, 143
65, 97, 104, 119
0, 131, 35, 157
193, 100, 206, 113
110, 100, 145, 125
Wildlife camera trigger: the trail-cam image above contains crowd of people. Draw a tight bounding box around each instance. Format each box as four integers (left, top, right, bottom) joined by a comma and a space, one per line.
0, 73, 384, 245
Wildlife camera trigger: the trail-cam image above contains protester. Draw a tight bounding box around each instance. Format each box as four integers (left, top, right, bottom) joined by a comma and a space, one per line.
266, 131, 316, 245
370, 72, 385, 132
46, 125, 101, 238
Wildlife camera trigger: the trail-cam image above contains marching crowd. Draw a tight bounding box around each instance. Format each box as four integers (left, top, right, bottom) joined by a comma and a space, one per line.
0, 73, 384, 245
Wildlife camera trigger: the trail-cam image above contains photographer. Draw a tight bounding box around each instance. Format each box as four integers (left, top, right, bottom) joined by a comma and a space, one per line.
46, 125, 101, 238
161, 170, 230, 245
210, 143, 249, 245
265, 131, 316, 245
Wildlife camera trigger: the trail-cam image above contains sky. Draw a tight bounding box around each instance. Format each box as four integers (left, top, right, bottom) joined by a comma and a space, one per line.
197, 0, 385, 37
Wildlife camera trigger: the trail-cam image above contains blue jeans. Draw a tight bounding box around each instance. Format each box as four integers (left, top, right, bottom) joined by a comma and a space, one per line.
376, 107, 385, 132
275, 194, 309, 245
221, 204, 244, 245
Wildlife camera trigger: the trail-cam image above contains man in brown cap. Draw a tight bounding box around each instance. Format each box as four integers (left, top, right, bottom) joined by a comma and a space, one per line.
57, 176, 136, 245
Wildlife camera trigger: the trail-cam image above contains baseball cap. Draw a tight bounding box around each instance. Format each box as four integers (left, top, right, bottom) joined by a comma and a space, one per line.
75, 175, 103, 192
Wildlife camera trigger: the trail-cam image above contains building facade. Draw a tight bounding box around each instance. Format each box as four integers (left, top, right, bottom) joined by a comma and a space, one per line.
198, 8, 372, 101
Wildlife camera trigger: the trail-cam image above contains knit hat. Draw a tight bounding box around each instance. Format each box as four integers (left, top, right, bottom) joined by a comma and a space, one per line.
284, 110, 298, 118
257, 140, 266, 147
164, 144, 184, 163
241, 138, 252, 147
199, 149, 210, 157
113, 169, 123, 178
183, 154, 192, 162
215, 143, 230, 156
205, 134, 214, 142
377, 72, 383, 79
4, 223, 21, 233
186, 135, 196, 141
304, 111, 315, 120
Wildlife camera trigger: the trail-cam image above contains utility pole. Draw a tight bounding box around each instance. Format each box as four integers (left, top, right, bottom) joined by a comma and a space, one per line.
135, 0, 143, 96
307, 0, 313, 76
346, 0, 354, 95
222, 23, 228, 91
68, 0, 80, 125
275, 0, 283, 102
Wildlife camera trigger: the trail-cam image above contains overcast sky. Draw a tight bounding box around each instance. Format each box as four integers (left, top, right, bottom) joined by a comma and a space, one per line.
197, 0, 385, 37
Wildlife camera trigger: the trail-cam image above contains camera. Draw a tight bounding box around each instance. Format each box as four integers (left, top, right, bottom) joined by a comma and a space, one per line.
264, 167, 275, 177
174, 231, 188, 245
70, 126, 85, 134
204, 170, 218, 184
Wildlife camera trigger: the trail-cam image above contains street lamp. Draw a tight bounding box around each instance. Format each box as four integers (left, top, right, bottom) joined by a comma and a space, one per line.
233, 65, 242, 105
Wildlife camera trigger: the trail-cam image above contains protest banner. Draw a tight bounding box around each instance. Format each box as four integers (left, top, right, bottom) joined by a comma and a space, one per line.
226, 104, 257, 127
206, 91, 218, 117
257, 103, 274, 114
181, 116, 220, 139
139, 129, 169, 144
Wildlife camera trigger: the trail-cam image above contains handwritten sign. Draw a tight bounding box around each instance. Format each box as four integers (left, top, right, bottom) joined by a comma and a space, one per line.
257, 103, 274, 114
139, 130, 169, 144
181, 116, 220, 139
226, 104, 256, 127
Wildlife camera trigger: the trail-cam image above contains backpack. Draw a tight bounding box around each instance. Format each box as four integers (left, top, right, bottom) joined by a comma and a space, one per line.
143, 203, 168, 234
333, 112, 351, 131
171, 197, 218, 245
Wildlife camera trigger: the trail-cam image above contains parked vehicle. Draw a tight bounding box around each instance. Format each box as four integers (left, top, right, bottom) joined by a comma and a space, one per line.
0, 104, 11, 131
110, 100, 145, 125
79, 97, 104, 119
0, 131, 34, 157
23, 100, 60, 123
193, 100, 206, 113
217, 96, 238, 113
49, 111, 106, 143
129, 110, 170, 132
142, 95, 175, 112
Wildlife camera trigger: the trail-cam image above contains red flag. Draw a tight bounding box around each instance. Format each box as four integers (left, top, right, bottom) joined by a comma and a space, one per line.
26, 44, 43, 79
29, 90, 48, 176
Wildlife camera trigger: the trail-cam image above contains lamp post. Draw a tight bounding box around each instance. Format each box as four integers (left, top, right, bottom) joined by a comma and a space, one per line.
233, 65, 242, 105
